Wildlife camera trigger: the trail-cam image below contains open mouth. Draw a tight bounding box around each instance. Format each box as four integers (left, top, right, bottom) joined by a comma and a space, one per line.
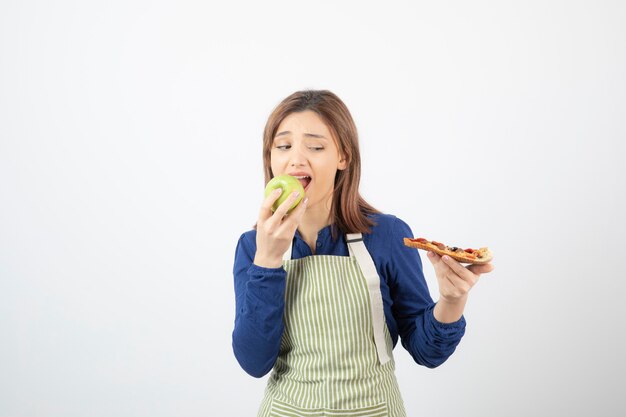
293, 175, 312, 190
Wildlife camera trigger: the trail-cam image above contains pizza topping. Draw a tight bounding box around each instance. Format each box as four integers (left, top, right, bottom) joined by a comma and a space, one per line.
404, 237, 492, 264
431, 241, 446, 250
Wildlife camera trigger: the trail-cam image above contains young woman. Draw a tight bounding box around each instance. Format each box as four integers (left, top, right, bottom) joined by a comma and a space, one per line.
232, 90, 494, 416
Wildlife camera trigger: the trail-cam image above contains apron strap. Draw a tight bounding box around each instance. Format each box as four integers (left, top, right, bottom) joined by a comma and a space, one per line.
346, 233, 391, 365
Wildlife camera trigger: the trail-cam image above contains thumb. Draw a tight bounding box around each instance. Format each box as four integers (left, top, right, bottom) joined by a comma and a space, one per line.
426, 250, 443, 266
280, 197, 308, 231
290, 197, 309, 223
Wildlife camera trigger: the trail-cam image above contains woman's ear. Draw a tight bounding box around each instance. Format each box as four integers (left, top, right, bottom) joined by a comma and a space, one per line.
338, 156, 348, 171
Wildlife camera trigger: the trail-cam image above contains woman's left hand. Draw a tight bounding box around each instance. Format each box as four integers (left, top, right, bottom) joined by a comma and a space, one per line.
426, 251, 494, 323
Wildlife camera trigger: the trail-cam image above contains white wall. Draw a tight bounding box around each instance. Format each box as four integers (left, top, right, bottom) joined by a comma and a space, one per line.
1, 1, 624, 416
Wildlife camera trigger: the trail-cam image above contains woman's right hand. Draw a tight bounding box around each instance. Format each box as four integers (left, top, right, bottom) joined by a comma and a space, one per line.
253, 188, 308, 268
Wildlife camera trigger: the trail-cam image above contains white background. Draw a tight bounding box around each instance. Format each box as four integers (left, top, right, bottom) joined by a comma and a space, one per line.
1, 1, 625, 416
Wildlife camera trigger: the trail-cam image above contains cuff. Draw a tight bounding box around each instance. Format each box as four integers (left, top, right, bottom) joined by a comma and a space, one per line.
247, 263, 286, 277
427, 305, 466, 333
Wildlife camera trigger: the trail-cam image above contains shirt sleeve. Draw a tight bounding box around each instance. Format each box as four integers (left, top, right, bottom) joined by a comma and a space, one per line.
387, 217, 466, 368
231, 233, 286, 377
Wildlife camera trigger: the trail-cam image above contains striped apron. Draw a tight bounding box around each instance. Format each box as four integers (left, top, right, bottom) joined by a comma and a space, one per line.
258, 233, 406, 417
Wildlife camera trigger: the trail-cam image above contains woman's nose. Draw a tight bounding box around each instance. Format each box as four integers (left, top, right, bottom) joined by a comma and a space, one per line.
289, 147, 306, 167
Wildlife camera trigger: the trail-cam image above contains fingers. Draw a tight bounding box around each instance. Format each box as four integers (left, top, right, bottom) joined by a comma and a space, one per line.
254, 192, 307, 266
425, 250, 443, 267
426, 251, 477, 286
258, 189, 307, 239
272, 191, 303, 220
441, 255, 476, 282
426, 251, 470, 278
277, 196, 308, 234
258, 189, 304, 225
288, 195, 309, 223
468, 262, 495, 275
427, 251, 458, 289
425, 250, 493, 305
259, 188, 283, 221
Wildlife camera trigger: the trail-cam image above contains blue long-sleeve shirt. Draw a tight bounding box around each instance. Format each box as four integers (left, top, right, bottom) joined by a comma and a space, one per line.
232, 213, 466, 377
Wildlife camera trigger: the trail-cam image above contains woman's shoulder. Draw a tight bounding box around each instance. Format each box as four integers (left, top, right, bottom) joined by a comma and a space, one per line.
369, 213, 410, 232
366, 213, 413, 240
362, 213, 415, 266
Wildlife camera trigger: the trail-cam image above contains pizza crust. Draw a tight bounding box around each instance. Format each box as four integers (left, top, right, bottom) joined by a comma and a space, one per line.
403, 238, 493, 265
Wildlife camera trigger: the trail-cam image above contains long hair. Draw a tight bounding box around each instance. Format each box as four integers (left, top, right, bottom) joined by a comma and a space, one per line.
262, 90, 380, 237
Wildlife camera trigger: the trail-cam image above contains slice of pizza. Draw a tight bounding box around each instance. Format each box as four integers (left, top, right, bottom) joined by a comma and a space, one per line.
403, 237, 493, 264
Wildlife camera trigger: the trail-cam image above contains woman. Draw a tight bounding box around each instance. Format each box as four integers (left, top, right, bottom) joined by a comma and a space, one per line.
232, 90, 494, 416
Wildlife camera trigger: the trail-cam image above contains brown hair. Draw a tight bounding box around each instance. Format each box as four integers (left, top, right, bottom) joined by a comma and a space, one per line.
262, 90, 380, 237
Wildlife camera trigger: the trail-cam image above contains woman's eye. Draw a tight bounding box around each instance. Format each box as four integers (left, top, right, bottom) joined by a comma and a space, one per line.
275, 145, 291, 150
309, 147, 324, 151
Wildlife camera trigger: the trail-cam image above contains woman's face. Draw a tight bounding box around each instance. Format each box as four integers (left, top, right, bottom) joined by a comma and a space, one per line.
270, 110, 347, 212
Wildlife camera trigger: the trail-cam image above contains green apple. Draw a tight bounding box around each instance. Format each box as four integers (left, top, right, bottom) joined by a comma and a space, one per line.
264, 174, 305, 213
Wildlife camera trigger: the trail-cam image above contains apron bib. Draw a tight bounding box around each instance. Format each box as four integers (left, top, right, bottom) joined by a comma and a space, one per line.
258, 234, 406, 417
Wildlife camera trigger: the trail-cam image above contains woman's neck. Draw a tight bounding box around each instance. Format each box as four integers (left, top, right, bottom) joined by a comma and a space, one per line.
298, 198, 332, 254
